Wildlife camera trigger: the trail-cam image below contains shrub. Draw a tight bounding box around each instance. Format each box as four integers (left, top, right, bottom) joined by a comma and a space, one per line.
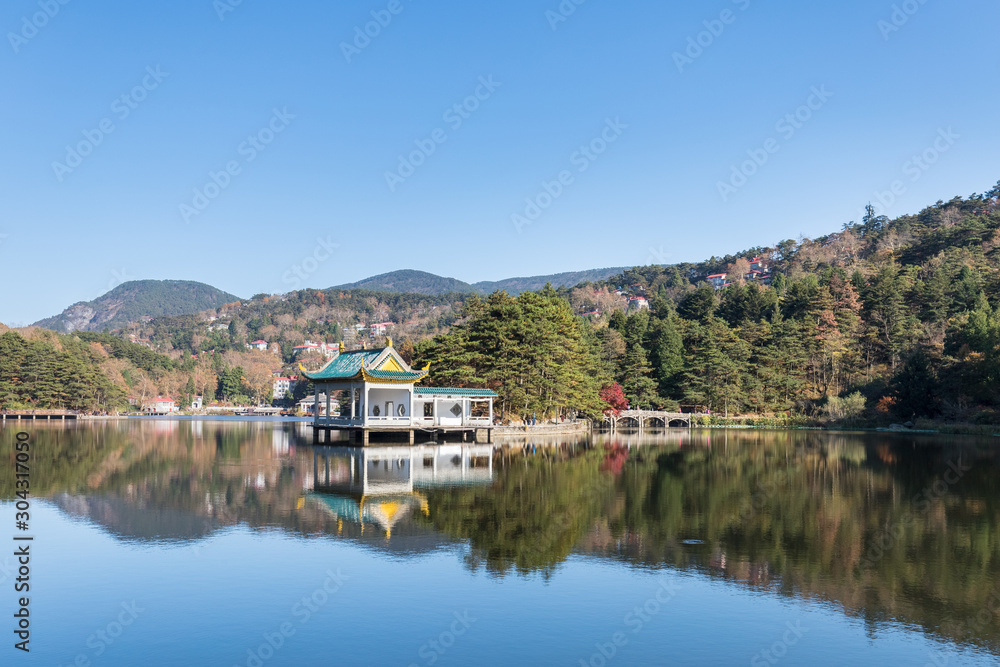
825, 392, 866, 420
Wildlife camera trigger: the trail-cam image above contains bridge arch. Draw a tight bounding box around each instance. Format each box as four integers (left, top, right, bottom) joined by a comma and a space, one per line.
603, 411, 692, 431
616, 416, 641, 429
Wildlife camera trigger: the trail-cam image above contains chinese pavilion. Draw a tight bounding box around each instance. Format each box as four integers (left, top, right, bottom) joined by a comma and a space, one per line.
299, 341, 496, 444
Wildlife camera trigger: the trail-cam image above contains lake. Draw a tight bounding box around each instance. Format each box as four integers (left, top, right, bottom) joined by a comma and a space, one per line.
1, 420, 998, 666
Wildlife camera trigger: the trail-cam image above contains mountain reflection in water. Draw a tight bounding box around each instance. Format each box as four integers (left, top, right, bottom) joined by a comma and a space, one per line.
3, 420, 999, 657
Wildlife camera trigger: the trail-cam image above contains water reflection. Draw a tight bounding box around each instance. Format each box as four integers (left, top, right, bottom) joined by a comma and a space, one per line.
2, 420, 999, 656
310, 445, 494, 538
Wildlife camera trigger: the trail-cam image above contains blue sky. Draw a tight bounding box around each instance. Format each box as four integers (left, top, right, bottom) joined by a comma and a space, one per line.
1, 0, 997, 325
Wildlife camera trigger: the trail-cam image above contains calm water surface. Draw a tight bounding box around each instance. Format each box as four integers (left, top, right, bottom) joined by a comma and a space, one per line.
1, 420, 998, 666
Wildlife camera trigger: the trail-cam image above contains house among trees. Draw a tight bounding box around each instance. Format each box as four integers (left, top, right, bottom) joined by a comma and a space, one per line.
247, 339, 269, 351
300, 341, 496, 444
706, 258, 774, 290
272, 376, 297, 400
745, 256, 773, 285
297, 393, 336, 416
144, 396, 177, 413
369, 322, 394, 337
628, 296, 650, 311
293, 341, 339, 359
706, 273, 729, 289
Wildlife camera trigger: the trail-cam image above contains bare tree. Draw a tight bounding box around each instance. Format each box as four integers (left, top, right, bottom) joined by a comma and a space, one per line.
876, 229, 913, 257
729, 258, 751, 285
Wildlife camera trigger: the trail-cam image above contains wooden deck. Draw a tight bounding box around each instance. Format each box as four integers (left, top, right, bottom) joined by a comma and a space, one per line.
312, 423, 493, 446
1, 411, 78, 421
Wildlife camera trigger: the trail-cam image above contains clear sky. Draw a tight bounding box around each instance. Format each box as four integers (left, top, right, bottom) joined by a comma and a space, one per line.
1, 0, 997, 325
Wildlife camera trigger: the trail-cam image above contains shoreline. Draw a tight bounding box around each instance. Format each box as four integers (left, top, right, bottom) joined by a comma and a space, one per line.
9, 415, 999, 439
495, 421, 590, 436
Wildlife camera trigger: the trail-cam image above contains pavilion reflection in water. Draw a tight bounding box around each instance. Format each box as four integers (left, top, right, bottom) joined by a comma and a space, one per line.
309, 444, 494, 537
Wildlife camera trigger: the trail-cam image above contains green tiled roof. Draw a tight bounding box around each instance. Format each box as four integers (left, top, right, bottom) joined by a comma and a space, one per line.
414, 387, 498, 398
302, 349, 382, 381
364, 369, 427, 381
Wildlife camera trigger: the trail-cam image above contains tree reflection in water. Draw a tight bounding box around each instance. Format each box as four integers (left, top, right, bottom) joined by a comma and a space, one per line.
2, 422, 998, 653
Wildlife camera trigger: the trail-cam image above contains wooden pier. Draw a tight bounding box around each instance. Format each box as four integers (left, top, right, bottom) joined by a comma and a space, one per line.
313, 425, 493, 446
1, 411, 78, 421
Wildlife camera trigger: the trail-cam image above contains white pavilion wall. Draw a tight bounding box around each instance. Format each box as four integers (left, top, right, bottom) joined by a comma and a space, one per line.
367, 387, 411, 417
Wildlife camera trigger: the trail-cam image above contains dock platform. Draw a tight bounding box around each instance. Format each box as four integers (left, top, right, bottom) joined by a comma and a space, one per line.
312, 425, 493, 445
1, 412, 78, 421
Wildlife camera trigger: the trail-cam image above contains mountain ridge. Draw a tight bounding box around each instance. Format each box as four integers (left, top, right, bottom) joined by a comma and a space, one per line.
333, 267, 628, 296
33, 280, 242, 333
30, 268, 632, 333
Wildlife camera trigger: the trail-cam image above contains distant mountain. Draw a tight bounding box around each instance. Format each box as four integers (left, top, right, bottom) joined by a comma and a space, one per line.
33, 280, 242, 333
334, 270, 475, 295
334, 268, 627, 296
472, 268, 628, 295
31, 268, 628, 335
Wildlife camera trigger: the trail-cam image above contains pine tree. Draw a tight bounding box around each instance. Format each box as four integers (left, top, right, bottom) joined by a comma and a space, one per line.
647, 314, 684, 399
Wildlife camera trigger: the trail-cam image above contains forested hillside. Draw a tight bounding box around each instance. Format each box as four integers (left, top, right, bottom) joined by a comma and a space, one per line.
3, 181, 998, 423
416, 288, 607, 419
0, 290, 470, 411
139, 289, 466, 360
419, 182, 1000, 424
566, 183, 1000, 423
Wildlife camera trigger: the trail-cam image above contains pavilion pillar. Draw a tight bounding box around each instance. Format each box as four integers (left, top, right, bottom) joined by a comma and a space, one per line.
325, 391, 331, 423
347, 382, 356, 424
313, 385, 319, 427
365, 386, 371, 426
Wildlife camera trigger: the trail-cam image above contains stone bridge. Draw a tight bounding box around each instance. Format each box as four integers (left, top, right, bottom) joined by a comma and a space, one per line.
602, 410, 694, 430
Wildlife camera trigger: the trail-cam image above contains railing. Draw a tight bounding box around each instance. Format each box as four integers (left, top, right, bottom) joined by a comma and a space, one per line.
366, 416, 411, 426
413, 416, 492, 427
316, 416, 363, 427
313, 415, 493, 428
